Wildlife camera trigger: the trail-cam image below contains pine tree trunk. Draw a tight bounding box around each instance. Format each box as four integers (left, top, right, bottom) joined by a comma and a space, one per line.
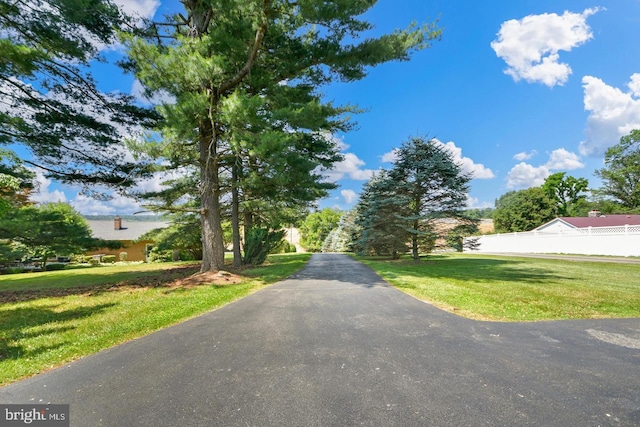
199, 119, 225, 273
412, 218, 419, 261
200, 172, 225, 272
231, 162, 242, 268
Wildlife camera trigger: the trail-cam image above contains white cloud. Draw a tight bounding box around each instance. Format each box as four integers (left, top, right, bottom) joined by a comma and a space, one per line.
506, 162, 550, 189
113, 0, 160, 21
466, 196, 494, 209
513, 150, 537, 161
506, 148, 584, 189
323, 153, 375, 182
491, 8, 601, 87
131, 80, 176, 106
629, 74, 640, 97
70, 194, 117, 215
29, 169, 68, 204
545, 148, 584, 170
381, 149, 399, 163
70, 193, 142, 216
580, 74, 640, 155
434, 139, 495, 179
341, 189, 358, 204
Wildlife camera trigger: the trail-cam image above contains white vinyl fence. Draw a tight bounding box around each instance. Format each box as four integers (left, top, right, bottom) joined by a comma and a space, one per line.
464, 225, 640, 257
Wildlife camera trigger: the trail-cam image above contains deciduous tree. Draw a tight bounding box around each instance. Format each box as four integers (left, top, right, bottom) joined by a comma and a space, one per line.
541, 172, 588, 216
300, 208, 342, 252
0, 202, 116, 267
493, 187, 556, 233
595, 129, 640, 210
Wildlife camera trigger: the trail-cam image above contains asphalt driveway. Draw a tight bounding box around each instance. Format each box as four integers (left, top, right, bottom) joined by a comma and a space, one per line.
1, 253, 638, 426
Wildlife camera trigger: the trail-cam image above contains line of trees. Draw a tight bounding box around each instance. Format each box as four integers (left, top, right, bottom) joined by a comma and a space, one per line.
2, 0, 442, 270
301, 129, 640, 252
123, 1, 441, 271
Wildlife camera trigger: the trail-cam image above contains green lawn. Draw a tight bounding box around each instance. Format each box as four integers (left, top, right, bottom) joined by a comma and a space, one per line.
358, 253, 640, 322
0, 253, 311, 386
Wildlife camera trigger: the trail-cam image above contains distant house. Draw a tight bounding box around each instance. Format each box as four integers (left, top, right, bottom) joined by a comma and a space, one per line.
535, 211, 640, 233
465, 211, 640, 257
86, 216, 169, 262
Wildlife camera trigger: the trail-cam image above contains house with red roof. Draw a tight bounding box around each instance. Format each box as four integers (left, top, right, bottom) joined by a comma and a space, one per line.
535, 211, 640, 234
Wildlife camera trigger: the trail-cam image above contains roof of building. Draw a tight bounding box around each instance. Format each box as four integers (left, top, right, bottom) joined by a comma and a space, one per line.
549, 215, 640, 229
87, 219, 169, 241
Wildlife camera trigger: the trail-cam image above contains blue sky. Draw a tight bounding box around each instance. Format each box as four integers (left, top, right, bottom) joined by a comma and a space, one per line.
28, 0, 640, 215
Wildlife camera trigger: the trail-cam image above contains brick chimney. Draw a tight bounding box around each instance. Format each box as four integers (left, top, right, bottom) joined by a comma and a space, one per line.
114, 216, 122, 230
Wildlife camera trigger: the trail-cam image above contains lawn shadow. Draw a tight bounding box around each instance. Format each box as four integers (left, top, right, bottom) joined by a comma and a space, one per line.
0, 265, 202, 303
0, 303, 115, 361
368, 257, 572, 288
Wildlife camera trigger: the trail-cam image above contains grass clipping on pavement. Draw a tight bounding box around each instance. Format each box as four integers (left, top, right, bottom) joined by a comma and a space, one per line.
0, 253, 311, 387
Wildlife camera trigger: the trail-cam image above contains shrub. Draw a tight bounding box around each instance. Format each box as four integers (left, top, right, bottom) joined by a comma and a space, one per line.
148, 249, 173, 263
45, 263, 66, 271
72, 255, 93, 264
4, 267, 26, 274
89, 258, 100, 265
243, 227, 286, 266
119, 252, 128, 262
286, 242, 297, 253
101, 255, 116, 264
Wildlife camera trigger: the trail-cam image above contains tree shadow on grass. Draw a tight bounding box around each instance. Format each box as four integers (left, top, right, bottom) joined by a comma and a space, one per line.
0, 303, 115, 362
368, 257, 572, 288
0, 265, 201, 303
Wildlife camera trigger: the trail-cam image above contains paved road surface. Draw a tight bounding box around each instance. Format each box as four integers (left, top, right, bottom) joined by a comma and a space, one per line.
1, 254, 639, 426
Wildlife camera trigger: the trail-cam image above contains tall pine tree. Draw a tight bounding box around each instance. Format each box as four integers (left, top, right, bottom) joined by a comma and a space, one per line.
124, 1, 441, 271
389, 137, 474, 260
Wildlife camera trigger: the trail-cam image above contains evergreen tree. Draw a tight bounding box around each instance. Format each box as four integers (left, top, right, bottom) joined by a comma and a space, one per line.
390, 137, 474, 260
123, 0, 441, 271
354, 171, 409, 258
1, 0, 159, 191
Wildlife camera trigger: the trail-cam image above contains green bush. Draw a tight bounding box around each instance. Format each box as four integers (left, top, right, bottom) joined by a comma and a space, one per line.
119, 252, 128, 262
101, 255, 116, 264
89, 258, 100, 265
243, 227, 286, 266
285, 242, 297, 253
272, 241, 297, 254
3, 267, 26, 274
45, 263, 66, 271
148, 249, 173, 263
71, 255, 93, 264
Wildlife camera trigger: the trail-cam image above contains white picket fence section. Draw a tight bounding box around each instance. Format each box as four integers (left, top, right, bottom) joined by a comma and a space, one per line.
464, 225, 640, 257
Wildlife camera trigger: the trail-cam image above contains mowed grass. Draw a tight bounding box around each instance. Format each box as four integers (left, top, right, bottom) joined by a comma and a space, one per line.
0, 253, 311, 386
358, 253, 640, 322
